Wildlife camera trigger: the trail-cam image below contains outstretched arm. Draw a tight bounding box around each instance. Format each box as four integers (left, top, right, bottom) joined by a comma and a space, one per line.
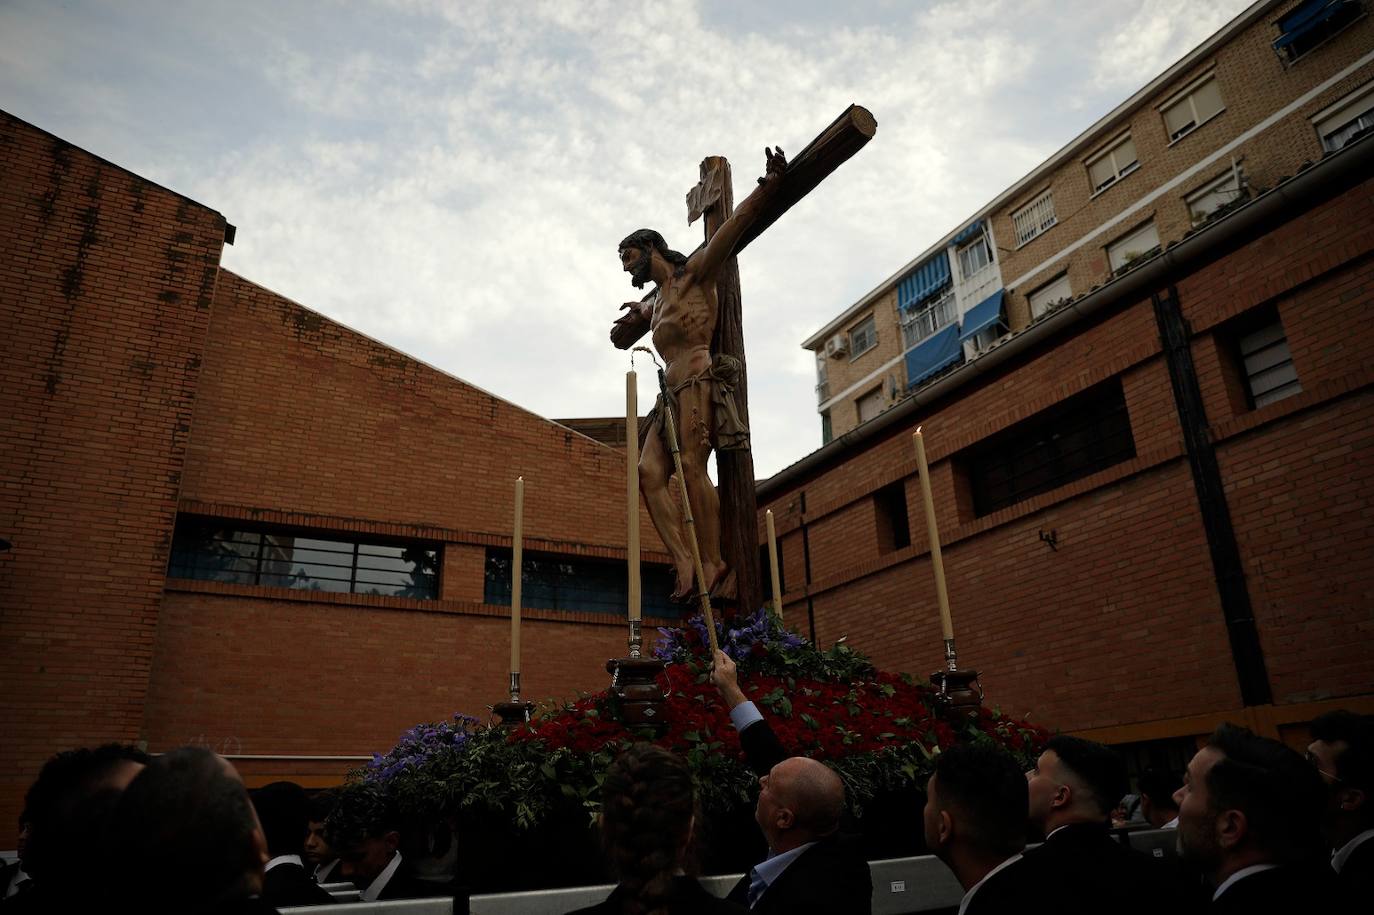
690, 146, 786, 281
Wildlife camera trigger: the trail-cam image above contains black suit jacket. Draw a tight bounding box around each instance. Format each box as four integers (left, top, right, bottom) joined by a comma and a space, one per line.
261, 861, 335, 908
725, 836, 872, 915
376, 871, 466, 906
1335, 834, 1374, 905
1210, 862, 1338, 912
569, 876, 746, 914
1016, 822, 1196, 915
730, 716, 872, 915
959, 855, 1039, 915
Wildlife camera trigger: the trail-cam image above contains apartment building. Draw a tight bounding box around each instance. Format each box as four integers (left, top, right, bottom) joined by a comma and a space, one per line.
807, 0, 1374, 441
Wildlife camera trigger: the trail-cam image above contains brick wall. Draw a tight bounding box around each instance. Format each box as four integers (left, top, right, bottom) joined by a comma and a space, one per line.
146, 269, 675, 764
0, 110, 673, 827
763, 173, 1374, 737
0, 112, 227, 822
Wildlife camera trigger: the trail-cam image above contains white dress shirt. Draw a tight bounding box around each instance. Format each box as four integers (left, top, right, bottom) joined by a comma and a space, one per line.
264, 854, 303, 874
1331, 827, 1374, 874
958, 853, 1023, 915
360, 851, 403, 903
1212, 863, 1279, 901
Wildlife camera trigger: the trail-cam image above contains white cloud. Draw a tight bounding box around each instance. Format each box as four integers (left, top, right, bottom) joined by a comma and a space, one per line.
0, 0, 1255, 478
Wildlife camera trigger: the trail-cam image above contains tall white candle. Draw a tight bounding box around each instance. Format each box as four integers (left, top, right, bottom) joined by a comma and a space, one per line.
511, 476, 524, 675
766, 509, 782, 617
627, 372, 641, 621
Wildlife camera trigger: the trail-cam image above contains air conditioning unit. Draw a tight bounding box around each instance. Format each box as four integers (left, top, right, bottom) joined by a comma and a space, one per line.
825, 334, 849, 359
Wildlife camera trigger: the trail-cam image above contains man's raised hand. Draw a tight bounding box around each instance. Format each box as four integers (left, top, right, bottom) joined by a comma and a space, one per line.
711, 648, 748, 710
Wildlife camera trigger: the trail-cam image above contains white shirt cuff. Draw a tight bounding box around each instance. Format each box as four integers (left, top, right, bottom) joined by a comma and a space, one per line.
730, 700, 764, 732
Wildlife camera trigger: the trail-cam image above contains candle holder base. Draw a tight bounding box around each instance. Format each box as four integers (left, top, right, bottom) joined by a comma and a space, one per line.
492, 700, 535, 727
606, 657, 668, 733
930, 667, 983, 724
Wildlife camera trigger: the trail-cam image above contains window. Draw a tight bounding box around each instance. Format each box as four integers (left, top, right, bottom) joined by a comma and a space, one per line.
815, 352, 829, 403
1186, 168, 1246, 224
874, 481, 911, 553
856, 386, 885, 424
961, 381, 1137, 517
1012, 189, 1057, 246
1028, 274, 1073, 318
168, 517, 439, 599
901, 290, 956, 348
957, 234, 993, 279
849, 314, 877, 358
821, 409, 833, 445
1106, 221, 1161, 273
1313, 85, 1374, 152
484, 548, 680, 617
1237, 319, 1302, 408
1161, 74, 1224, 142
1273, 0, 1364, 64
1086, 134, 1140, 194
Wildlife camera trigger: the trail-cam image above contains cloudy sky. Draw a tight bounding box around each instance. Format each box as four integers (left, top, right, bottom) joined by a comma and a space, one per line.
1, 0, 1253, 478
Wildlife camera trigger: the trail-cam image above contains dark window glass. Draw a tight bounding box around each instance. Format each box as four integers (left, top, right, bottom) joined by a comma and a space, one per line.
874, 481, 911, 552
758, 541, 786, 604
963, 381, 1136, 517
168, 517, 439, 599
483, 549, 682, 618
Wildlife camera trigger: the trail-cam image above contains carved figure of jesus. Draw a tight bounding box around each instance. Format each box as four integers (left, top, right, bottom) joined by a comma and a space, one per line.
614, 147, 786, 600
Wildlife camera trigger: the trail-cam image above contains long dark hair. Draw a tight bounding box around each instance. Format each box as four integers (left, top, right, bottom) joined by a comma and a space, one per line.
599, 744, 697, 915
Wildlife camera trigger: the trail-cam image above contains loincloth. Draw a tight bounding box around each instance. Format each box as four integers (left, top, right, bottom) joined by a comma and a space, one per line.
642, 353, 750, 452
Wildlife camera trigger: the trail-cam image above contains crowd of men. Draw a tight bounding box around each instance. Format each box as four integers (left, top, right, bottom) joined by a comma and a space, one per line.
0, 657, 1368, 913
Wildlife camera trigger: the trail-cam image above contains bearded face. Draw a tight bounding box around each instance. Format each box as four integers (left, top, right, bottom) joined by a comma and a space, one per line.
620, 245, 653, 289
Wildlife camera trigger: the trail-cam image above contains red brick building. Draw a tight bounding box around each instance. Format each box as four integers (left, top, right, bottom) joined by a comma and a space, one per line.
0, 110, 675, 825
760, 134, 1374, 762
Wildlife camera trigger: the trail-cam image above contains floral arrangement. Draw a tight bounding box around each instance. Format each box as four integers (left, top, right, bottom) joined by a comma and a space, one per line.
357, 607, 1050, 842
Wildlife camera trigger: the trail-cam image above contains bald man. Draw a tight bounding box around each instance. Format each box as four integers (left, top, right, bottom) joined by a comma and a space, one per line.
712, 650, 872, 914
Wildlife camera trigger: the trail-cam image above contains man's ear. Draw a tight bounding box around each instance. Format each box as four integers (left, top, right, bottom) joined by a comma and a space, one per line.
1338, 786, 1367, 813
251, 826, 269, 867
1050, 783, 1072, 811
383, 830, 401, 854
775, 807, 795, 831
938, 810, 954, 846
1216, 808, 1248, 850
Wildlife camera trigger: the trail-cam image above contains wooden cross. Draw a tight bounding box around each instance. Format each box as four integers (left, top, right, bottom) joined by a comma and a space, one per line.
613, 105, 876, 615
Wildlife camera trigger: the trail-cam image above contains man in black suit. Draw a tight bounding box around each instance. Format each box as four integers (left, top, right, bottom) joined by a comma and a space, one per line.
326, 782, 462, 906
304, 791, 341, 885
106, 747, 278, 914
1308, 709, 1374, 902
922, 744, 1032, 915
711, 649, 872, 914
1020, 735, 1196, 914
1175, 722, 1335, 910
6, 743, 148, 913
251, 781, 335, 907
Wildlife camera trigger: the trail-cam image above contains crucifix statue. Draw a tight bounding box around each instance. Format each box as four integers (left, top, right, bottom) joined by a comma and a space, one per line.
611, 106, 877, 610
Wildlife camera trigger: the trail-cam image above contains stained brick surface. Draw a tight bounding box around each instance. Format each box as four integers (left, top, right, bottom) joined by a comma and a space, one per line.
765, 174, 1374, 736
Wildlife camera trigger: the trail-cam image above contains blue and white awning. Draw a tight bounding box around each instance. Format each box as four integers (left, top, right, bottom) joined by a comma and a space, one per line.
958, 289, 1005, 341
951, 220, 984, 246
897, 251, 951, 312
1273, 0, 1350, 49
904, 324, 962, 389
